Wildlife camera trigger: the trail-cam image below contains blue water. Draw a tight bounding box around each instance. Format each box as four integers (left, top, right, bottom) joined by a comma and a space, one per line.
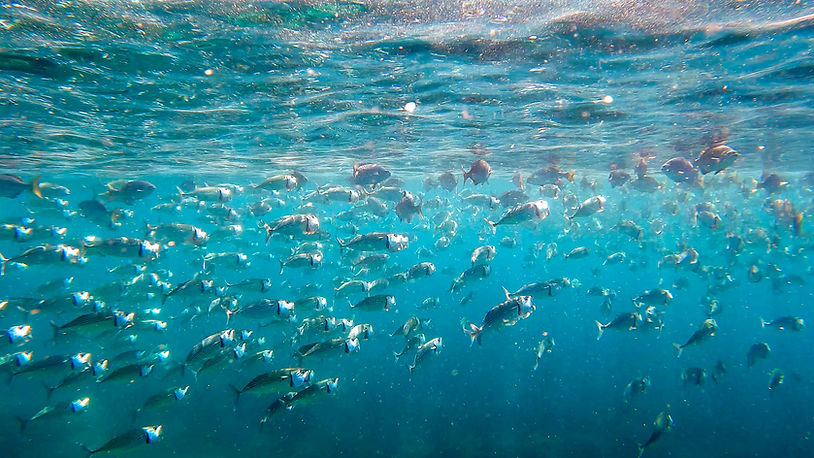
1, 1, 813, 457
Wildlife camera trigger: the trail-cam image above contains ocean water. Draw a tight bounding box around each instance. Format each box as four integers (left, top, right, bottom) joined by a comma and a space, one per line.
1, 1, 813, 457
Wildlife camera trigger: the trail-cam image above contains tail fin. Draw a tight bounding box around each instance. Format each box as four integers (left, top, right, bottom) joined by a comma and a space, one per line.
462, 167, 470, 186
228, 384, 242, 408
278, 259, 285, 275
0, 252, 7, 276
50, 321, 61, 342
595, 321, 604, 341
464, 323, 482, 346
15, 415, 28, 433
566, 171, 576, 183
42, 381, 56, 400
759, 317, 766, 328
81, 444, 95, 457
673, 343, 683, 358
636, 444, 644, 458
483, 218, 496, 234
31, 176, 42, 199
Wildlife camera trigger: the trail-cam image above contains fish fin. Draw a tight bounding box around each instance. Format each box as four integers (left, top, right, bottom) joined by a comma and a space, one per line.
42, 381, 56, 400
759, 317, 766, 328
636, 444, 644, 458
595, 321, 604, 341
175, 186, 186, 197
31, 176, 42, 199
501, 286, 511, 300
228, 384, 241, 407
566, 171, 575, 183
482, 218, 496, 233
80, 444, 95, 457
50, 320, 66, 343
278, 259, 284, 275
461, 166, 469, 185
14, 415, 28, 433
0, 252, 6, 276
673, 343, 683, 358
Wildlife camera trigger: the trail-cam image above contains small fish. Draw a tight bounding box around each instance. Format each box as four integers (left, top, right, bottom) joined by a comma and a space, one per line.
636, 411, 672, 458
760, 316, 805, 331
623, 376, 650, 403
463, 288, 535, 345
747, 342, 771, 368
82, 425, 162, 456
408, 337, 442, 374
694, 144, 739, 175
674, 319, 718, 357
353, 163, 391, 187
350, 295, 395, 312
595, 312, 639, 340
0, 174, 42, 199
462, 159, 491, 185
532, 332, 554, 372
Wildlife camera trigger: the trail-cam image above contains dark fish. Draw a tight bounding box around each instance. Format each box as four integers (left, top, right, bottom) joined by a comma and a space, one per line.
0, 174, 42, 199
462, 159, 491, 185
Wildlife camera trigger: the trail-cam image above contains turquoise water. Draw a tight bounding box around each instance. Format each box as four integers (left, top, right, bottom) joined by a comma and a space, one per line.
1, 1, 813, 457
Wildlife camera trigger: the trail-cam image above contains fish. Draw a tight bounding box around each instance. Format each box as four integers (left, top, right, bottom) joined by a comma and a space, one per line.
470, 245, 496, 265
391, 316, 430, 338
462, 159, 491, 185
463, 288, 535, 345
394, 192, 423, 224
408, 337, 442, 374
16, 397, 89, 432
0, 174, 42, 199
661, 157, 701, 186
484, 200, 550, 230
337, 232, 409, 252
532, 332, 554, 372
760, 316, 805, 331
82, 425, 162, 456
674, 318, 718, 357
350, 294, 395, 312
566, 195, 606, 220
100, 180, 156, 203
694, 144, 739, 175
229, 368, 313, 403
623, 376, 650, 403
394, 334, 426, 362
747, 342, 771, 368
353, 163, 391, 187
255, 174, 298, 192
595, 312, 639, 340
768, 368, 784, 392
527, 166, 575, 186
260, 214, 320, 241
636, 411, 672, 458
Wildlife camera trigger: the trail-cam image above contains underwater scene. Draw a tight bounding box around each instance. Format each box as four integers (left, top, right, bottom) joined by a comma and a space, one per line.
1, 0, 813, 456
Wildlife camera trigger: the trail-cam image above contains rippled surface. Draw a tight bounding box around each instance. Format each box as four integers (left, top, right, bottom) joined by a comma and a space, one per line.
1, 1, 812, 176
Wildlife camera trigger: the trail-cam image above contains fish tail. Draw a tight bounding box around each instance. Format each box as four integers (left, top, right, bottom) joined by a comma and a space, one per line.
0, 251, 6, 276
595, 321, 604, 341
393, 351, 401, 362
482, 218, 496, 233
759, 317, 767, 328
673, 343, 683, 358
31, 175, 42, 199
14, 415, 28, 433
42, 381, 56, 400
417, 200, 423, 220
794, 212, 803, 236
80, 444, 95, 457
278, 259, 285, 275
228, 384, 242, 407
566, 170, 576, 183
464, 323, 481, 346
636, 444, 644, 458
